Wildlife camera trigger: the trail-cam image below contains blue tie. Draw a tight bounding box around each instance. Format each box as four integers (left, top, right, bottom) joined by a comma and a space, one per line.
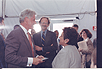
42, 32, 45, 46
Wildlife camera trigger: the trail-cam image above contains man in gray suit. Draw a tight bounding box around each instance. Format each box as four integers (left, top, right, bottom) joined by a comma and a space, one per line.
33, 17, 58, 68
5, 9, 44, 68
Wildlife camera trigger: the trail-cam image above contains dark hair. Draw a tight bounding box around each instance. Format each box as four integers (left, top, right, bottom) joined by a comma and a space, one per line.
54, 30, 59, 33
72, 24, 79, 29
63, 27, 78, 45
14, 25, 20, 29
39, 17, 50, 25
0, 17, 4, 23
79, 29, 92, 39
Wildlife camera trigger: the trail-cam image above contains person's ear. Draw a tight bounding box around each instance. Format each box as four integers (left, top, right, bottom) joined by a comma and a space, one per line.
65, 39, 69, 44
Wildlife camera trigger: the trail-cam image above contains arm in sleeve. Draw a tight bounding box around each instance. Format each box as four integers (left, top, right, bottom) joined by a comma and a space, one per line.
5, 32, 28, 67
43, 33, 58, 52
0, 35, 5, 60
52, 50, 70, 68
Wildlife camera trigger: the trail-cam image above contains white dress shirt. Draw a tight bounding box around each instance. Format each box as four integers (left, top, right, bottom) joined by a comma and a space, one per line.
20, 25, 33, 67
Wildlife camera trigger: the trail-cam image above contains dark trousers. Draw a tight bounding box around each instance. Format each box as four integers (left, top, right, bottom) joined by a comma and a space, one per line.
86, 60, 91, 68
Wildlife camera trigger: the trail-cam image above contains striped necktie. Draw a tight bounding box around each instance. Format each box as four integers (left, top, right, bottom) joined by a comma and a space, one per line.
42, 31, 45, 46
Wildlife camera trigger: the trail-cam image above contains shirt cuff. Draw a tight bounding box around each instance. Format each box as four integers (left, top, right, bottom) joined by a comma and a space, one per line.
27, 57, 33, 67
42, 47, 43, 51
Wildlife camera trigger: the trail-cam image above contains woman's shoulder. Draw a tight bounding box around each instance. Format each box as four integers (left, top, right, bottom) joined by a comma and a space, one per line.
87, 38, 92, 43
64, 45, 77, 52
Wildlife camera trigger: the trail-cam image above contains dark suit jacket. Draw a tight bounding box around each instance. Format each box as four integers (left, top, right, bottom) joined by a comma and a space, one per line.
0, 35, 7, 68
33, 30, 58, 67
5, 27, 36, 68
93, 38, 97, 48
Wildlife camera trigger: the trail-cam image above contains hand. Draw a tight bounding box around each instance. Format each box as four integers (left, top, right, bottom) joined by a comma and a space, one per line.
37, 55, 44, 60
32, 58, 43, 65
35, 45, 42, 51
46, 52, 50, 54
51, 44, 53, 46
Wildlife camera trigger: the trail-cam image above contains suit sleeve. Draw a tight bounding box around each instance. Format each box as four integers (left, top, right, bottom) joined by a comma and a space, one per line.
0, 35, 5, 60
5, 31, 28, 67
43, 33, 58, 52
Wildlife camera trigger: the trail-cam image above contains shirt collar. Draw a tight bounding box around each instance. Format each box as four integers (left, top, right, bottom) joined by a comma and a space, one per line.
41, 29, 47, 36
84, 37, 89, 42
20, 25, 28, 34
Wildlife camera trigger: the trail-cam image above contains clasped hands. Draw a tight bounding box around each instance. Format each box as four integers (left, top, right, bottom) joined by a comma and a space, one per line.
35, 44, 53, 51
33, 44, 54, 65
35, 45, 42, 51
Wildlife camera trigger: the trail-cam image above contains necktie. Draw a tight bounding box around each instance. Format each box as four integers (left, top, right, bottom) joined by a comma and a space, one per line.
41, 32, 45, 46
27, 32, 34, 57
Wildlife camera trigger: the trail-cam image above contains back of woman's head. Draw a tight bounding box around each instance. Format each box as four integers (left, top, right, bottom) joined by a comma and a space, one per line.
63, 27, 78, 45
79, 29, 92, 39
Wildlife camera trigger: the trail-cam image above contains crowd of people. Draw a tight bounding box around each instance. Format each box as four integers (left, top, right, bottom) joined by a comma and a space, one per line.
0, 8, 96, 68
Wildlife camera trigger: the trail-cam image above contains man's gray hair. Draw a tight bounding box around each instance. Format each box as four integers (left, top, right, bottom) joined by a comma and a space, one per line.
19, 8, 36, 23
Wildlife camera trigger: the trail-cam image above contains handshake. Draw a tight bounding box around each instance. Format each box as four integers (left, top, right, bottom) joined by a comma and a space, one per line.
32, 55, 48, 65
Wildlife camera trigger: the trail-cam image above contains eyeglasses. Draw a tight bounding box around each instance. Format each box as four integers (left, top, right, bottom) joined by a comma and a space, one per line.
41, 22, 48, 24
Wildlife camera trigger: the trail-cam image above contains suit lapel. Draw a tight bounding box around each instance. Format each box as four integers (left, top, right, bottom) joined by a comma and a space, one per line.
19, 27, 32, 56
38, 32, 42, 46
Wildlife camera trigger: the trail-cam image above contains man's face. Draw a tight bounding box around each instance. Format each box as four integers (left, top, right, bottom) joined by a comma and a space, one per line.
27, 15, 36, 29
39, 18, 49, 31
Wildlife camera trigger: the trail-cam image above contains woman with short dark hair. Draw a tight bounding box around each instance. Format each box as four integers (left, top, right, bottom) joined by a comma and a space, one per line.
52, 27, 81, 68
79, 29, 94, 68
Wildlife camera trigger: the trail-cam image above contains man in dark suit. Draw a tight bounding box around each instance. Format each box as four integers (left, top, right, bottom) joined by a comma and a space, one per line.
33, 17, 58, 68
0, 17, 7, 68
72, 24, 83, 49
5, 9, 44, 68
93, 38, 97, 48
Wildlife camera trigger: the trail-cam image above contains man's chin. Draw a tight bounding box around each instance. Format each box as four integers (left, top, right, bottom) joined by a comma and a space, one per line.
42, 28, 47, 30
